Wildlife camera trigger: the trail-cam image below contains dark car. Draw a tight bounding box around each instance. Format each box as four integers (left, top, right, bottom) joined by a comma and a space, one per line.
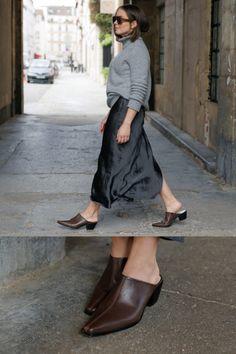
27, 59, 55, 84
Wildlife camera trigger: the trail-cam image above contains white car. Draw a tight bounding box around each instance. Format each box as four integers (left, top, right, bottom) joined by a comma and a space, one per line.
27, 59, 55, 84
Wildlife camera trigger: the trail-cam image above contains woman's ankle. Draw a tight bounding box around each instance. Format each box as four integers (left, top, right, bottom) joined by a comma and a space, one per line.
122, 260, 160, 285
80, 208, 99, 221
164, 200, 182, 213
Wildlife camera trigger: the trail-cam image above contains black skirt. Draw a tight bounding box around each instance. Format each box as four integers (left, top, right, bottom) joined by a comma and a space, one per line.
90, 96, 184, 242
90, 96, 163, 208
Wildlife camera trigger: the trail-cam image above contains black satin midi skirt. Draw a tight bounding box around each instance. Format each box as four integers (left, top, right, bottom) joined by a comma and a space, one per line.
90, 96, 163, 208
90, 96, 184, 242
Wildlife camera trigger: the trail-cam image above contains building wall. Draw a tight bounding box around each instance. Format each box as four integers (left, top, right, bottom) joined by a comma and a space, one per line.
45, 6, 77, 62
216, 0, 236, 185
35, 10, 46, 58
23, 0, 36, 65
137, 0, 218, 150
134, 0, 236, 185
181, 0, 218, 149
0, 0, 14, 123
0, 0, 23, 123
76, 0, 104, 83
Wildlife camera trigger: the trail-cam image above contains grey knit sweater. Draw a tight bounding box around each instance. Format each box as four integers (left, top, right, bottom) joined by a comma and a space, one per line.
106, 35, 151, 112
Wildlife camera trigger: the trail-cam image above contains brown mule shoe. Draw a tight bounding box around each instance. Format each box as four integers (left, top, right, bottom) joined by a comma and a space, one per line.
81, 274, 163, 336
84, 255, 128, 315
57, 213, 97, 230
152, 209, 187, 228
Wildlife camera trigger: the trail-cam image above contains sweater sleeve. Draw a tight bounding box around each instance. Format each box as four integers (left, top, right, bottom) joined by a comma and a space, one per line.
127, 43, 150, 112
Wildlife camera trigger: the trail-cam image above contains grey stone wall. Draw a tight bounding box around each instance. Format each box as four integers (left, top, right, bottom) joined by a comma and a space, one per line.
134, 0, 236, 185
216, 0, 236, 185
0, 237, 66, 285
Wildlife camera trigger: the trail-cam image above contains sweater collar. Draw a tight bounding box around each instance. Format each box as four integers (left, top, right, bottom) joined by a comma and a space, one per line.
116, 35, 142, 48
116, 35, 132, 48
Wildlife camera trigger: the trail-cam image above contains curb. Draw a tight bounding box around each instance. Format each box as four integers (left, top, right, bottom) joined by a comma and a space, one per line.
145, 111, 217, 174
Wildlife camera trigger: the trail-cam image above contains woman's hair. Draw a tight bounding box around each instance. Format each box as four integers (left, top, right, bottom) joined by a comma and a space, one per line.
116, 4, 150, 42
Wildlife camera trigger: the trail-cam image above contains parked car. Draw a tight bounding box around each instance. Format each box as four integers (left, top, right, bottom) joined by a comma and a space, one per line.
27, 59, 55, 84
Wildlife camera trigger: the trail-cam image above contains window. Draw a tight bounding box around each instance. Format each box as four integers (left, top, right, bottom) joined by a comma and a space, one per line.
158, 6, 165, 84
209, 0, 220, 102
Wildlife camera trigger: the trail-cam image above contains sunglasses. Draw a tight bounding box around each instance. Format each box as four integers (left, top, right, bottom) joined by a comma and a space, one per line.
112, 16, 132, 25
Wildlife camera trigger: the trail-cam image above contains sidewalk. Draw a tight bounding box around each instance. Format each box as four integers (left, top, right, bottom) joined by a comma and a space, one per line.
0, 72, 235, 237
0, 237, 235, 354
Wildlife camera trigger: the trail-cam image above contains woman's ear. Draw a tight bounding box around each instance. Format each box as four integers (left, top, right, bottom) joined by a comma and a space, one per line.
131, 20, 138, 30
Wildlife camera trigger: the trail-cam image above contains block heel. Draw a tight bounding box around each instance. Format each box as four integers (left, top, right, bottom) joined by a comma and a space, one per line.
177, 210, 187, 221
86, 222, 97, 230
146, 276, 163, 307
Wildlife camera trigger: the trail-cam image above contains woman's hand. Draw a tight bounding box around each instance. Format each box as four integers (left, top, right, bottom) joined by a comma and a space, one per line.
116, 122, 131, 144
99, 116, 108, 133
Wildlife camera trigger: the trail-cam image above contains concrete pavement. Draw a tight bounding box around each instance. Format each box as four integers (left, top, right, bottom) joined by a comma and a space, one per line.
0, 237, 235, 354
0, 70, 235, 236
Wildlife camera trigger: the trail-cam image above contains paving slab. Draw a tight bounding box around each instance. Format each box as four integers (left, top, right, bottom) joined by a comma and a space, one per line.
0, 73, 235, 237
0, 237, 235, 354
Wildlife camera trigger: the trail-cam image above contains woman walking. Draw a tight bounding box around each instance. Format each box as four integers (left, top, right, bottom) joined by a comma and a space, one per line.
57, 5, 187, 231
57, 4, 187, 335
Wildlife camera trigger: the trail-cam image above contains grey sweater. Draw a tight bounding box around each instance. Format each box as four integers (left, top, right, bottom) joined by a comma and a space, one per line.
106, 35, 151, 112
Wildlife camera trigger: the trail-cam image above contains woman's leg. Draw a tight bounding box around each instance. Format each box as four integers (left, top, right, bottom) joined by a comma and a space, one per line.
111, 237, 133, 257
160, 177, 182, 213
122, 236, 161, 284
80, 200, 101, 222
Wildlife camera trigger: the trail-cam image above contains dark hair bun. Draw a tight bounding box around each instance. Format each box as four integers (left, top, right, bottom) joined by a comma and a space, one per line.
140, 18, 150, 33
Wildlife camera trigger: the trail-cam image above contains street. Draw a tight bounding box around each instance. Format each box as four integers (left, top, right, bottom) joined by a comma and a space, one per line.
0, 70, 235, 237
24, 68, 107, 120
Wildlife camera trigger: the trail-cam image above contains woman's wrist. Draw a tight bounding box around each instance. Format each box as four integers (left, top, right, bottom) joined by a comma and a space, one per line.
122, 120, 132, 126
123, 108, 138, 126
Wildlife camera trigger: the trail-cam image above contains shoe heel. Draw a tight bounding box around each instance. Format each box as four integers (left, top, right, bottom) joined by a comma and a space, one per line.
86, 222, 97, 230
147, 278, 163, 307
178, 210, 187, 221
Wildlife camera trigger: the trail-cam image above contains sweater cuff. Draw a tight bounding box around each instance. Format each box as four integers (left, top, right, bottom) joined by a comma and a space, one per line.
127, 99, 142, 112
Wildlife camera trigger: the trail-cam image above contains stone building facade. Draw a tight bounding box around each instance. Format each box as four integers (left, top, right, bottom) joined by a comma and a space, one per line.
23, 0, 36, 65
131, 0, 236, 185
45, 6, 77, 62
34, 9, 46, 58
75, 0, 105, 83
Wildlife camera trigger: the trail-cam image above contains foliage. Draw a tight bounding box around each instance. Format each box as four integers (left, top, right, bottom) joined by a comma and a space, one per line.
89, 1, 112, 46
95, 13, 112, 34
102, 67, 109, 81
96, 13, 112, 46
99, 33, 112, 47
